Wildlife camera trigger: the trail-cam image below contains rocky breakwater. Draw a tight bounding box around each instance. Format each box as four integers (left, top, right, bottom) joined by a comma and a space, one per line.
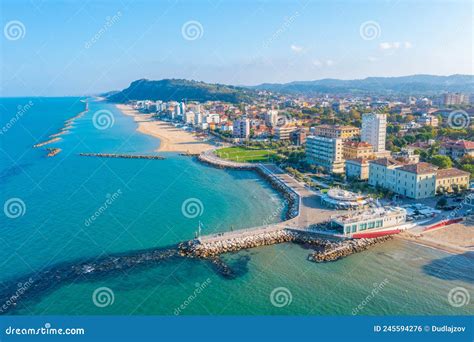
179, 230, 331, 258
255, 167, 299, 220
309, 236, 392, 262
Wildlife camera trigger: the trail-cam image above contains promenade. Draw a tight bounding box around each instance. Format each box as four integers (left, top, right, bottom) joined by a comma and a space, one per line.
197, 150, 344, 244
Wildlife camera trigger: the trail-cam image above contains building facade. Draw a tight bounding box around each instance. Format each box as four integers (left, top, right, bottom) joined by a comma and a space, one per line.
312, 125, 360, 140
345, 158, 370, 180
361, 113, 387, 153
435, 168, 470, 193
233, 117, 250, 139
306, 136, 344, 173
343, 141, 374, 159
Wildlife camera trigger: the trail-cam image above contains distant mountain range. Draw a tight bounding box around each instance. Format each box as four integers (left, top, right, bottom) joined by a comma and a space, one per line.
107, 75, 474, 103
251, 74, 474, 95
107, 79, 255, 103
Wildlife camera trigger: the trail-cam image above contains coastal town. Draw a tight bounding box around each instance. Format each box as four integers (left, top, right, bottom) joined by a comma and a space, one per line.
118, 91, 473, 257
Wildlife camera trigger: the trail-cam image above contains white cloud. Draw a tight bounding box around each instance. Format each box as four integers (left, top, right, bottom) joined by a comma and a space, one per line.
368, 56, 378, 62
312, 59, 322, 67
379, 41, 413, 50
326, 59, 334, 66
290, 44, 304, 53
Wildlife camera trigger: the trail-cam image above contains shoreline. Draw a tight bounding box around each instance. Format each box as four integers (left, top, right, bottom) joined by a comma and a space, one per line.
115, 104, 215, 154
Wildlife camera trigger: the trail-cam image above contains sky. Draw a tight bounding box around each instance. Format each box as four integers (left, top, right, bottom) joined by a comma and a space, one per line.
1, 0, 473, 96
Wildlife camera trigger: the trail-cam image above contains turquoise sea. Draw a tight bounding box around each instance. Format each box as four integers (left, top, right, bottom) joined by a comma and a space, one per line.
0, 97, 472, 315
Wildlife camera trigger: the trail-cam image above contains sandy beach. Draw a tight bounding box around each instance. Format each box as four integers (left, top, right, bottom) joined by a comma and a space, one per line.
397, 222, 474, 255
116, 104, 214, 154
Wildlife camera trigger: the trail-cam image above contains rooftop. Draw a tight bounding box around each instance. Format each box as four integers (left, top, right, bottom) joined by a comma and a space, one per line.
436, 168, 471, 179
397, 162, 438, 175
369, 157, 405, 167
343, 141, 373, 148
333, 207, 406, 224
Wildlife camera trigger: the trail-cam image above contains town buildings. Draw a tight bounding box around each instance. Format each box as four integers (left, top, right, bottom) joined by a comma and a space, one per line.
361, 113, 387, 153
435, 168, 470, 193
439, 140, 474, 160
345, 158, 370, 180
306, 136, 344, 173
233, 117, 250, 139
342, 141, 374, 159
443, 93, 469, 106
312, 124, 360, 140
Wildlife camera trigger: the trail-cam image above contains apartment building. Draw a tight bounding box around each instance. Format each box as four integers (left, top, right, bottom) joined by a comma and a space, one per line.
306, 136, 345, 173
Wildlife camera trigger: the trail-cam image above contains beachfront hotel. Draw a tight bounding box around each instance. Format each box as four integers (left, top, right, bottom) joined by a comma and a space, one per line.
312, 124, 360, 140
361, 113, 387, 153
306, 135, 345, 173
331, 207, 407, 235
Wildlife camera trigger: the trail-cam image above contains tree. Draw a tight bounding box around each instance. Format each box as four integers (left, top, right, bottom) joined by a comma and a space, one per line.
437, 197, 448, 207
430, 155, 453, 169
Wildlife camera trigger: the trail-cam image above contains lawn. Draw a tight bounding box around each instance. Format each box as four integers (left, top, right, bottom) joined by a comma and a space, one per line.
215, 146, 277, 163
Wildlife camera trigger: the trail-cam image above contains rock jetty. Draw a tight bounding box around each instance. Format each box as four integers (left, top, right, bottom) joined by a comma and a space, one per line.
179, 230, 331, 258
309, 236, 392, 262
46, 147, 61, 157
79, 153, 165, 160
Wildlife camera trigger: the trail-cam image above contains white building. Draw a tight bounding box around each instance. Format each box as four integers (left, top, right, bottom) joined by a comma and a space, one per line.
194, 112, 203, 125
205, 113, 220, 124
273, 125, 297, 141
361, 113, 387, 153
306, 136, 344, 173
265, 110, 279, 127
233, 117, 250, 139
331, 207, 407, 235
184, 111, 195, 125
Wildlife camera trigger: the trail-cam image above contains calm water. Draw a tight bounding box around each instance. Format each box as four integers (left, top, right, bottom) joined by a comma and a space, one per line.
0, 97, 472, 315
